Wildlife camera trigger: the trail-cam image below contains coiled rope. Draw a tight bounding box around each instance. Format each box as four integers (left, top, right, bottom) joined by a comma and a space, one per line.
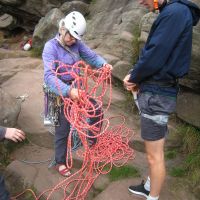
12, 61, 135, 200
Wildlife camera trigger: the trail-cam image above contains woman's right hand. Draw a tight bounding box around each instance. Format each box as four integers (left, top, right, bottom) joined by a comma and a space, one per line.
69, 88, 80, 101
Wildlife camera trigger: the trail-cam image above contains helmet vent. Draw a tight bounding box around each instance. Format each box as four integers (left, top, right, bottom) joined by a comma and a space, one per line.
73, 22, 76, 25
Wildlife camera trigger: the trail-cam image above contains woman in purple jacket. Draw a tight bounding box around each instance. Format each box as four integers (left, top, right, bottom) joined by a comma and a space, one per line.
42, 11, 112, 177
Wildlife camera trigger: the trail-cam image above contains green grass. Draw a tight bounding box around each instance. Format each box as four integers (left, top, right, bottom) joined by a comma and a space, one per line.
189, 169, 200, 186
108, 165, 140, 181
170, 124, 200, 186
90, 0, 97, 4
0, 31, 4, 46
181, 126, 200, 154
131, 24, 140, 65
0, 138, 29, 166
185, 150, 200, 170
165, 149, 177, 160
30, 46, 43, 58
169, 167, 187, 177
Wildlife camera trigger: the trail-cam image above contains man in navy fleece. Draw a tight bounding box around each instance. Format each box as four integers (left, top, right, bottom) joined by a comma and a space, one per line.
123, 0, 200, 200
0, 126, 25, 200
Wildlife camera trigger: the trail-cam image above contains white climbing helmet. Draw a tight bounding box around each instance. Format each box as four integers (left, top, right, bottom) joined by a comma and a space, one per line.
59, 11, 86, 40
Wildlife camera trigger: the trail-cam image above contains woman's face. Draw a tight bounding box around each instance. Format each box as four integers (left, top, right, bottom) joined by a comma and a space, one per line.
63, 32, 77, 46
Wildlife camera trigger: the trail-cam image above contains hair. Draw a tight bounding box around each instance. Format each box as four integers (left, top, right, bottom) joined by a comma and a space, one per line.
58, 19, 66, 34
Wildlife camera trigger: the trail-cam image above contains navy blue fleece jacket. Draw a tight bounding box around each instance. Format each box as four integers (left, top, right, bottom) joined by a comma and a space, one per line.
129, 0, 200, 96
0, 126, 6, 141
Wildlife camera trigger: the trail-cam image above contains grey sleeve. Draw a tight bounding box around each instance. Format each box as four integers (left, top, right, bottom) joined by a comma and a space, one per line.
0, 126, 6, 141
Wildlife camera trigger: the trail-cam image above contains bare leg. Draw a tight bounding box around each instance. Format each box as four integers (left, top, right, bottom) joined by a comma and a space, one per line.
144, 138, 165, 197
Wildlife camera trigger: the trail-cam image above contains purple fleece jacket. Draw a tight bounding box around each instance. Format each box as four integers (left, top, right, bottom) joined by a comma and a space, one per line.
42, 35, 107, 97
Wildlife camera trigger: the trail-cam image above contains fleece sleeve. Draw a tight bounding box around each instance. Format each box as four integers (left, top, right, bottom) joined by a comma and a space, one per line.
42, 42, 71, 97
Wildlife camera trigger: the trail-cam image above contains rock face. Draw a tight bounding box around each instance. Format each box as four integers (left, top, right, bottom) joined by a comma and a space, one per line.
182, 23, 200, 92
0, 13, 17, 30
84, 0, 146, 80
177, 90, 200, 128
32, 8, 64, 48
60, 1, 89, 16
177, 22, 200, 128
0, 88, 21, 127
32, 1, 89, 47
0, 0, 88, 31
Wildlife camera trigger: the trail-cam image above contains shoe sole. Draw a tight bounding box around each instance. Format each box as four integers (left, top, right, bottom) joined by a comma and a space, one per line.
128, 188, 148, 198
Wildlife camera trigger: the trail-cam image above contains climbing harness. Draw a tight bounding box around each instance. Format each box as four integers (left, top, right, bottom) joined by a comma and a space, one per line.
43, 83, 61, 126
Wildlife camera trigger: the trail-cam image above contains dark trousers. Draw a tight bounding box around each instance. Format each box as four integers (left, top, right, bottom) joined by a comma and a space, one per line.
54, 98, 103, 164
87, 98, 103, 145
0, 175, 10, 200
55, 105, 70, 165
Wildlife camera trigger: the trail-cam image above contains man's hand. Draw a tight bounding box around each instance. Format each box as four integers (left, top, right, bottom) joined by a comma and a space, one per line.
5, 128, 26, 142
123, 74, 138, 91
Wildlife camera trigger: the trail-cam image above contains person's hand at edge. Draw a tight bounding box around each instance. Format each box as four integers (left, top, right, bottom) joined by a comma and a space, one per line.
5, 128, 26, 143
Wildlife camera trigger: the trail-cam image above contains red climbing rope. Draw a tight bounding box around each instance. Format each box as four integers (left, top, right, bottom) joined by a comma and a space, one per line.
12, 61, 135, 200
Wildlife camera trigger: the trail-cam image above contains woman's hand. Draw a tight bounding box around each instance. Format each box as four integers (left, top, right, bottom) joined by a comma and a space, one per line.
69, 88, 85, 102
102, 63, 113, 71
69, 88, 79, 101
